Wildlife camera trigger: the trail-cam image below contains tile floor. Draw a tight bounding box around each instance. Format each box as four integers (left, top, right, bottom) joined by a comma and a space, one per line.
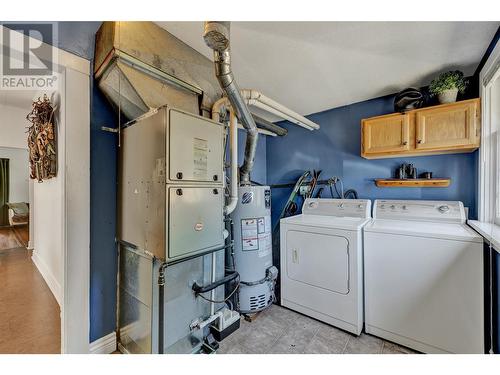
217, 304, 418, 354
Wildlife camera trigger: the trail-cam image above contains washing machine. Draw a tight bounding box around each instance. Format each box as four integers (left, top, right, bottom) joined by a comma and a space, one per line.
364, 200, 484, 354
280, 198, 371, 335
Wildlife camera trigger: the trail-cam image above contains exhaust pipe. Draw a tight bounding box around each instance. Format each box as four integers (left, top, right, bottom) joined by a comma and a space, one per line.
204, 21, 258, 185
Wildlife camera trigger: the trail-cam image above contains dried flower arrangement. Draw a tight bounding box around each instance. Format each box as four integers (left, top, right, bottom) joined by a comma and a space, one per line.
26, 95, 57, 182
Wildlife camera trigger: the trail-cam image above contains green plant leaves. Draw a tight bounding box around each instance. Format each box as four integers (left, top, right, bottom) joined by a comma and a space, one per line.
429, 70, 468, 95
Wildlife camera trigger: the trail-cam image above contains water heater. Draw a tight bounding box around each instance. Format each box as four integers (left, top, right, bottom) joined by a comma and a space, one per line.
231, 185, 277, 313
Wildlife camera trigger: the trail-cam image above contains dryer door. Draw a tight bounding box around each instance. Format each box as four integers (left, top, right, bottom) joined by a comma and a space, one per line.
286, 230, 349, 294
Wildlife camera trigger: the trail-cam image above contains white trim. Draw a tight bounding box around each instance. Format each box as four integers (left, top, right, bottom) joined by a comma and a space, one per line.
479, 39, 500, 222
89, 332, 117, 354
60, 66, 90, 354
31, 250, 62, 305
469, 220, 500, 253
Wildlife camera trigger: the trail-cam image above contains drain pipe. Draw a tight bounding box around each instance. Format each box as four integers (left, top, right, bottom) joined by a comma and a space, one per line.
158, 262, 167, 354
204, 21, 258, 185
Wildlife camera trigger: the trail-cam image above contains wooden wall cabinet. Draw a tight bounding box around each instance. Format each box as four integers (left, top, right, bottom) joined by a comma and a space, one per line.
361, 98, 480, 159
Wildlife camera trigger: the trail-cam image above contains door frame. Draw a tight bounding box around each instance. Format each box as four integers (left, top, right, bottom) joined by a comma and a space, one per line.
1, 25, 91, 353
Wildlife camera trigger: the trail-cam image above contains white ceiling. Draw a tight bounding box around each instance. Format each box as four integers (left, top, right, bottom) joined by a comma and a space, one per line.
157, 21, 499, 116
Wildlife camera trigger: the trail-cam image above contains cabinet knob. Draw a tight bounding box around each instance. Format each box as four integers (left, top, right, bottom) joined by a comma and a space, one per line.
176, 189, 183, 196
176, 172, 183, 179
213, 174, 218, 181
402, 141, 408, 145
213, 189, 219, 195
417, 139, 422, 144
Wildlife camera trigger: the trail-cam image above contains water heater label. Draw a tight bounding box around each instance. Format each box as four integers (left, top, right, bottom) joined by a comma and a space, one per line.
264, 189, 271, 208
193, 137, 208, 180
241, 218, 259, 251
241, 216, 272, 256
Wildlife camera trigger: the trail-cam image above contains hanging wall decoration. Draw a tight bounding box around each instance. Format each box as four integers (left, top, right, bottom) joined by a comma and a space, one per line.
26, 95, 57, 182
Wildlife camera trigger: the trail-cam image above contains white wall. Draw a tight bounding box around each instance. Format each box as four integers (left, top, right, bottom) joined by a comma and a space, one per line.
0, 104, 30, 149
30, 90, 64, 306
0, 99, 62, 305
0, 103, 30, 205
0, 147, 29, 204
32, 174, 62, 304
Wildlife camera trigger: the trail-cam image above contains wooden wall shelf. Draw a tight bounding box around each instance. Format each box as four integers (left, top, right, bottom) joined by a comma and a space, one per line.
375, 178, 451, 188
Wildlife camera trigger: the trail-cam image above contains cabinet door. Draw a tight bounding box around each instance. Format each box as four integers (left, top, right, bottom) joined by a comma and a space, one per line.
362, 113, 410, 156
415, 101, 477, 150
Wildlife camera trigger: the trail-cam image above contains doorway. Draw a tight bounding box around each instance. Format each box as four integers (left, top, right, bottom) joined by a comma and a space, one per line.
0, 92, 62, 353
0, 25, 91, 353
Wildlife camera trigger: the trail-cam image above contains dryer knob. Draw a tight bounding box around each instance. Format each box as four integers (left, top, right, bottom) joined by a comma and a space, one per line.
358, 204, 363, 209
438, 205, 450, 213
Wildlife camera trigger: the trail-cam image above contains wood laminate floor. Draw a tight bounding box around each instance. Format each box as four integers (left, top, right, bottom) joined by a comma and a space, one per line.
0, 227, 23, 250
12, 225, 29, 248
0, 247, 60, 353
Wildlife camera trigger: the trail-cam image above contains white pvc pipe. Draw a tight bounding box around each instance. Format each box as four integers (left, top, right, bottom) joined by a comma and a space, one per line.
241, 89, 319, 130
255, 92, 320, 130
213, 90, 320, 132
212, 96, 229, 123
250, 100, 314, 131
225, 111, 238, 215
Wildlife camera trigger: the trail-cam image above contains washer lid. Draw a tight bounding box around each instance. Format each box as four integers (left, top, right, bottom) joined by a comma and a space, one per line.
281, 214, 371, 231
364, 219, 483, 243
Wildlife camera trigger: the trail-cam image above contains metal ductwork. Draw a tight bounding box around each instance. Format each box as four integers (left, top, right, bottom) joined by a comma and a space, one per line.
252, 113, 288, 137
203, 21, 258, 185
94, 22, 223, 120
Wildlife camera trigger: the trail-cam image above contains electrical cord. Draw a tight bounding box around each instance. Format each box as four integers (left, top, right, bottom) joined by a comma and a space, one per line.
344, 189, 359, 199
334, 178, 344, 198
197, 280, 240, 304
334, 183, 342, 198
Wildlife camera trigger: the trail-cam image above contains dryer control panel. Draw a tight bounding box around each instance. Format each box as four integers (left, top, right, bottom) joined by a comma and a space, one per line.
373, 200, 465, 223
302, 198, 371, 218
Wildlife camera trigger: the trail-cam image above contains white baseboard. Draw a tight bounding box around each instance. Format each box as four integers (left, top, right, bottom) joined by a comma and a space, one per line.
31, 251, 62, 306
90, 332, 117, 354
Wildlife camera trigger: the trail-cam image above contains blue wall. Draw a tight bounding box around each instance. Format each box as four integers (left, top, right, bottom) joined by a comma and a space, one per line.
55, 22, 119, 342
267, 94, 478, 225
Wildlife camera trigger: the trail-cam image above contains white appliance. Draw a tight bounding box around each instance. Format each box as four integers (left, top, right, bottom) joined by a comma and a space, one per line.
364, 200, 484, 354
280, 198, 371, 335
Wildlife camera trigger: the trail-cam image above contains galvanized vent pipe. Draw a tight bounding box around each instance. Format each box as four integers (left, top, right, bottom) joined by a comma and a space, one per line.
204, 21, 258, 186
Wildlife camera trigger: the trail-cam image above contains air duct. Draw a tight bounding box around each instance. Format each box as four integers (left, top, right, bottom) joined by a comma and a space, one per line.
204, 21, 258, 185
94, 22, 222, 120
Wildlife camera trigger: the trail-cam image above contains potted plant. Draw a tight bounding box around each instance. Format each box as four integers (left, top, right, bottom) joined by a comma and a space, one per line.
429, 70, 468, 104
